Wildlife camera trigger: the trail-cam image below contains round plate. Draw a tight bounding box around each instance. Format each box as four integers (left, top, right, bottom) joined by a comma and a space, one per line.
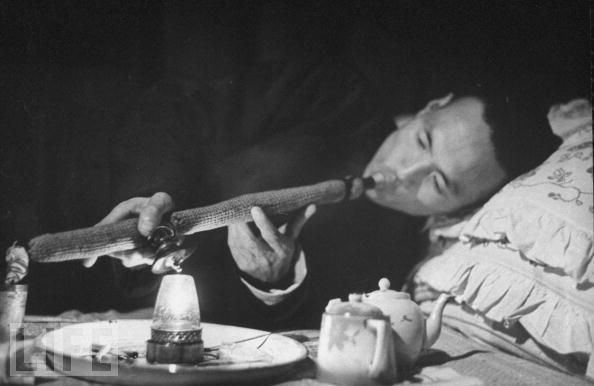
37, 319, 308, 385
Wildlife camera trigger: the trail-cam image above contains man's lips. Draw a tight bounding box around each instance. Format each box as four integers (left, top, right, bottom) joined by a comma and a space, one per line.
365, 170, 400, 192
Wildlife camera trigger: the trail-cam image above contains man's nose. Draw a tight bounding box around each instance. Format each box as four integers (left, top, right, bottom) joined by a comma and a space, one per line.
397, 156, 435, 188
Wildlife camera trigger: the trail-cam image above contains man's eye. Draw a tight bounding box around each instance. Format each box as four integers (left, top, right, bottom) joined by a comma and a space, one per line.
432, 174, 443, 195
417, 130, 428, 149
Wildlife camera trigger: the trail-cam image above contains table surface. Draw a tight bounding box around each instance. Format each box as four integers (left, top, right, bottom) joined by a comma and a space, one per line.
1, 310, 591, 386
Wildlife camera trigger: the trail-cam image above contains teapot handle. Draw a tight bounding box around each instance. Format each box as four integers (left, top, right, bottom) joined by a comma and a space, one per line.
366, 319, 398, 383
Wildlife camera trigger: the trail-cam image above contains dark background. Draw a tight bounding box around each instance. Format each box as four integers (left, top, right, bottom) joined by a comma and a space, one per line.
1, 0, 590, 320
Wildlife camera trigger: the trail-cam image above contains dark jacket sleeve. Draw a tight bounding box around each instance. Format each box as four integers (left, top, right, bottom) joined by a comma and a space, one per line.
185, 229, 313, 330
103, 57, 386, 328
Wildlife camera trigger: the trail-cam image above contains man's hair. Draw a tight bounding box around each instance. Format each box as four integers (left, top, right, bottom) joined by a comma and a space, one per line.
453, 82, 562, 183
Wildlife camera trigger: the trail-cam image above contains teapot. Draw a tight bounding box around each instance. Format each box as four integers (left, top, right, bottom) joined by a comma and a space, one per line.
363, 278, 452, 367
317, 293, 398, 385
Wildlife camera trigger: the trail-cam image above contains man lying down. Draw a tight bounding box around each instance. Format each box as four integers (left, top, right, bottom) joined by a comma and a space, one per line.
85, 84, 568, 366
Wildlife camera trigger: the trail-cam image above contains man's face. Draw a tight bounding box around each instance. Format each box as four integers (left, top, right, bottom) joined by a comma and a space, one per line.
364, 96, 507, 216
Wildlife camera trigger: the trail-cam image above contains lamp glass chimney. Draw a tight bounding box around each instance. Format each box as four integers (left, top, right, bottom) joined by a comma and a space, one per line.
151, 274, 200, 332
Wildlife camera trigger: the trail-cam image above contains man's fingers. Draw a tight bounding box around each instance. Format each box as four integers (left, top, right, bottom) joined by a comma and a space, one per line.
96, 193, 174, 232
82, 246, 155, 269
228, 222, 258, 245
82, 256, 99, 268
138, 192, 175, 236
85, 197, 150, 268
285, 204, 316, 240
85, 193, 173, 269
112, 247, 156, 267
228, 222, 265, 273
251, 207, 280, 246
96, 197, 149, 226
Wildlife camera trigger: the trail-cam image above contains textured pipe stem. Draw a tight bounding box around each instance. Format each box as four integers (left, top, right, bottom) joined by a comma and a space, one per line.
28, 178, 357, 263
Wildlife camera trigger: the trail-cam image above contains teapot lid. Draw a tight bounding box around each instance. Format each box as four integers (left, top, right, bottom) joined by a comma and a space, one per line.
365, 278, 411, 303
325, 293, 386, 318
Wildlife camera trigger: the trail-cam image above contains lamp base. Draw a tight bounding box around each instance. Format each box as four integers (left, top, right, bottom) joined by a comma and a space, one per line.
146, 328, 204, 364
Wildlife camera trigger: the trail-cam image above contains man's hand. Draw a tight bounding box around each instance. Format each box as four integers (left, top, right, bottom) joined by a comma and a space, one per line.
82, 192, 174, 268
228, 205, 316, 286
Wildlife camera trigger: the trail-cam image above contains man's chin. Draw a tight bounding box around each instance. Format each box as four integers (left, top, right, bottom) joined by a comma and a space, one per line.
365, 190, 404, 212
364, 190, 428, 217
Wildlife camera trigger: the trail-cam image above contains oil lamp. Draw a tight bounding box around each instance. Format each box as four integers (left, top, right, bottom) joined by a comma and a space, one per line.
146, 274, 203, 363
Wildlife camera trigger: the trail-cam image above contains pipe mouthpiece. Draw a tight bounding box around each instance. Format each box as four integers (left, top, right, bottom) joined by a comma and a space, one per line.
362, 172, 392, 190
362, 176, 376, 190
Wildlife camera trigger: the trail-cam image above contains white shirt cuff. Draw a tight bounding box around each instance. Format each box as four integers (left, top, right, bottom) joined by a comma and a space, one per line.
240, 250, 308, 306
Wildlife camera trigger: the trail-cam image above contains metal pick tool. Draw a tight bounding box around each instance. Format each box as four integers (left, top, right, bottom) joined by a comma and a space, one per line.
149, 224, 195, 274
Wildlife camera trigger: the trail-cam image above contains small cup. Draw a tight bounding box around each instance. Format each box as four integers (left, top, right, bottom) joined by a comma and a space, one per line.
0, 284, 28, 343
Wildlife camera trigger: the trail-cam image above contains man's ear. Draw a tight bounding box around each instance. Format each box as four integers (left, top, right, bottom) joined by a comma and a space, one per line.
394, 114, 414, 130
418, 93, 454, 115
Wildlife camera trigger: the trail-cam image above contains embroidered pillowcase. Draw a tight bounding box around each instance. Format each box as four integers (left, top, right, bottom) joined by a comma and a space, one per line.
460, 99, 593, 285
413, 99, 593, 376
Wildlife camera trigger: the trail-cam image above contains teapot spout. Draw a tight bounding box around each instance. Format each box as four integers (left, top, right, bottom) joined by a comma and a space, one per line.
423, 293, 453, 349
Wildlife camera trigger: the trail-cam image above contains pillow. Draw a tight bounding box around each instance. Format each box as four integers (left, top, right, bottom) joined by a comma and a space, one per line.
412, 240, 594, 376
547, 99, 592, 142
460, 99, 593, 285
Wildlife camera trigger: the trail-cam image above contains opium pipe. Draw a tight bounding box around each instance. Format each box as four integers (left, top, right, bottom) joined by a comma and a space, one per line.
28, 176, 375, 263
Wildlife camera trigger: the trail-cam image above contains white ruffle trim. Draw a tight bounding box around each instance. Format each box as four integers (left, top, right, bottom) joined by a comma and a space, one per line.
547, 98, 592, 140
415, 242, 594, 358
461, 199, 593, 285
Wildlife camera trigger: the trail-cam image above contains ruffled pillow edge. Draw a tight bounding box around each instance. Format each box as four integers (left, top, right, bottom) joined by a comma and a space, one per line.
414, 242, 594, 359
461, 198, 593, 285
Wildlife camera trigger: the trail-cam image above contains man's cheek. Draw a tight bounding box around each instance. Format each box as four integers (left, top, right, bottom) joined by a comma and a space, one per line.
414, 190, 441, 214
420, 196, 456, 215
